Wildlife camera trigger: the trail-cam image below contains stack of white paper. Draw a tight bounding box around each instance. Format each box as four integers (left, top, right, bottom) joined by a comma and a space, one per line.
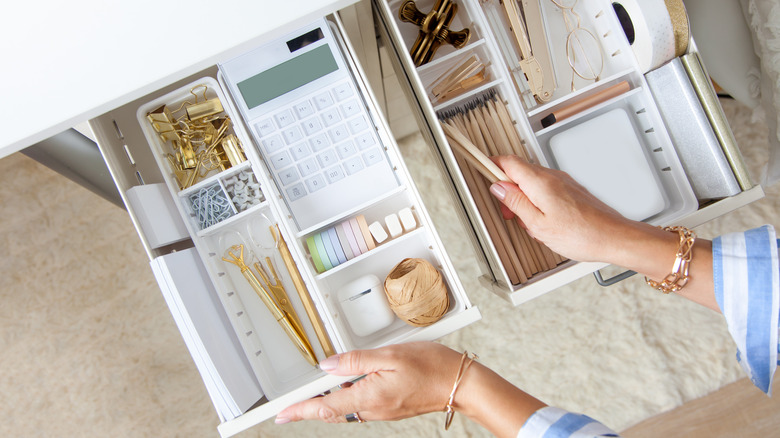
151, 248, 264, 421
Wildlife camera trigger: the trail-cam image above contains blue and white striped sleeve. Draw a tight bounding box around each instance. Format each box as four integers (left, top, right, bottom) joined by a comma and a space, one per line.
517, 407, 619, 438
712, 225, 779, 395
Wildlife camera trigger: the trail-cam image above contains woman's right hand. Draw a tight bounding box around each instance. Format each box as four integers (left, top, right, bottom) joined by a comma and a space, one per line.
488, 155, 645, 264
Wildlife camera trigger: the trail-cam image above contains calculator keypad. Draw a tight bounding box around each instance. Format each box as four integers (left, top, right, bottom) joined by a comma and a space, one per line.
254, 80, 385, 205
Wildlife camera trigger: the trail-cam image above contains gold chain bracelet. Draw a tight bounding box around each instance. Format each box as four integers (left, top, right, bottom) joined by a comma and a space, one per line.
444, 350, 478, 430
645, 226, 696, 294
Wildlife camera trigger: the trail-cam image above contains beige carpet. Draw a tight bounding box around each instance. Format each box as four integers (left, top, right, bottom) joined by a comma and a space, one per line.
0, 98, 777, 437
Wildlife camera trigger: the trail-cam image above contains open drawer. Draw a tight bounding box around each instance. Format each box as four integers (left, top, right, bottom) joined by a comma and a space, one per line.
89, 14, 480, 438
373, 0, 765, 306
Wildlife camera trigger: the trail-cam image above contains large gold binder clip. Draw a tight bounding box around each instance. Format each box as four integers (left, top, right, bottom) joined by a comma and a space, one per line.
399, 0, 470, 66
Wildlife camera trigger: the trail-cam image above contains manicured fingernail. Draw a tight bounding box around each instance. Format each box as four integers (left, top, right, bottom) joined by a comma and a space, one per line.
490, 183, 506, 201
319, 355, 339, 371
275, 416, 291, 424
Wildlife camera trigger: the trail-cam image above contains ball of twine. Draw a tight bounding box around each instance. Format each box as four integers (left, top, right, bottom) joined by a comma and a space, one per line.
384, 258, 449, 327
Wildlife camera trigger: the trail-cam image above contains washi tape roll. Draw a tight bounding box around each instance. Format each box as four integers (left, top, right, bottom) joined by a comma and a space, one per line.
306, 235, 326, 273
334, 223, 355, 260
356, 214, 376, 250
313, 233, 333, 271
341, 220, 363, 256
350, 217, 369, 253
327, 227, 347, 264
613, 0, 688, 73
321, 229, 341, 268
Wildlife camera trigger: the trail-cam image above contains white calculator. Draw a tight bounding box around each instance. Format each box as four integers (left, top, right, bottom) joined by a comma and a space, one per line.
219, 19, 400, 232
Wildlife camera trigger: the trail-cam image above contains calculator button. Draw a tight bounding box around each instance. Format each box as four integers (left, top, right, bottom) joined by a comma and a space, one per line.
274, 109, 296, 128
255, 119, 276, 136
289, 143, 311, 161
324, 165, 346, 183
317, 149, 338, 167
336, 140, 357, 159
347, 116, 369, 134
262, 135, 284, 153
286, 183, 307, 201
269, 150, 292, 170
302, 117, 323, 136
309, 133, 330, 152
340, 100, 360, 118
343, 157, 364, 175
355, 132, 376, 150
298, 157, 319, 177
294, 100, 315, 119
305, 174, 327, 193
328, 124, 349, 144
278, 167, 300, 186
363, 148, 384, 167
333, 83, 354, 101
314, 91, 334, 110
320, 108, 341, 127
282, 125, 303, 144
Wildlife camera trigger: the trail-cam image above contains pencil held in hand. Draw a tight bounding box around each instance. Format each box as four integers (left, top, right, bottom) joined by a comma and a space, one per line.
438, 92, 566, 284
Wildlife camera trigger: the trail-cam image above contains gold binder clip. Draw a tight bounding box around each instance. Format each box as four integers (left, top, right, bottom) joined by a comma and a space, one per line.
186, 98, 224, 121
220, 134, 246, 167
146, 84, 242, 190
147, 105, 180, 142
399, 0, 470, 66
175, 138, 198, 169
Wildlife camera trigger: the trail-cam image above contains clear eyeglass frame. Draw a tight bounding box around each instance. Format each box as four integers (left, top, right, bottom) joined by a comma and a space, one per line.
549, 0, 604, 90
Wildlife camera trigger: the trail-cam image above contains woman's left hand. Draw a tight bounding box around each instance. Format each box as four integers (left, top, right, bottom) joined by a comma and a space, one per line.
274, 341, 464, 424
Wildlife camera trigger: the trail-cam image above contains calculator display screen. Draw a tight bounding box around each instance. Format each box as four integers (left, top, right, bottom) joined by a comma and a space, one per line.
237, 44, 339, 110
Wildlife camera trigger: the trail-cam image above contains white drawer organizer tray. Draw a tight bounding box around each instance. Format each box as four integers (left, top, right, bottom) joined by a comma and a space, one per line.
374, 0, 764, 305
92, 16, 480, 438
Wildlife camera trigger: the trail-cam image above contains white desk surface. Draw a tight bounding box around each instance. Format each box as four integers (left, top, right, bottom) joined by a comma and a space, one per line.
0, 0, 356, 158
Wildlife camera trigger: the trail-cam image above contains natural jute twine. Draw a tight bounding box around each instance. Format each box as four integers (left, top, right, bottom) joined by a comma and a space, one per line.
384, 258, 449, 327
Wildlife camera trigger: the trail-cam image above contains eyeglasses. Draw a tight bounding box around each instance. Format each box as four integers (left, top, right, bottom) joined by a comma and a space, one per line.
549, 0, 604, 90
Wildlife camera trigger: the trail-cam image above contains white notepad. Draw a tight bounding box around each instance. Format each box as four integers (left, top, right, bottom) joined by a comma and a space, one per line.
151, 248, 264, 420
549, 108, 667, 221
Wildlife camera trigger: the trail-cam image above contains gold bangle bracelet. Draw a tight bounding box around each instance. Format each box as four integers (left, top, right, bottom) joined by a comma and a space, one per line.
645, 226, 696, 294
444, 350, 478, 431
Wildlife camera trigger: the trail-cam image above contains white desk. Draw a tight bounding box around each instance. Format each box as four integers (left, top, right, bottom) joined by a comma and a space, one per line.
0, 0, 356, 157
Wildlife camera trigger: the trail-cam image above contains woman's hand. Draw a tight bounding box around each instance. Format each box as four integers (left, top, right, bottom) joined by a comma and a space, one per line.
275, 342, 464, 424
276, 341, 547, 437
489, 155, 641, 264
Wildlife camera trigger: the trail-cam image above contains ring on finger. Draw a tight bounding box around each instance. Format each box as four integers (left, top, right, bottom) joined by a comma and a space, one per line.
345, 412, 364, 423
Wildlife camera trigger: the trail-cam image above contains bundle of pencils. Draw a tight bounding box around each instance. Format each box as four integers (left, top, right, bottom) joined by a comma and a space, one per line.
438, 91, 566, 285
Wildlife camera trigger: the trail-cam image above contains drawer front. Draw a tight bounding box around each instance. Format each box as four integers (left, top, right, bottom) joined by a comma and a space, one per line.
374, 0, 763, 305
91, 13, 481, 437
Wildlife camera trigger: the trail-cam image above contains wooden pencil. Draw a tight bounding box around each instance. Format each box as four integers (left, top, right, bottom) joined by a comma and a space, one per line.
443, 122, 526, 284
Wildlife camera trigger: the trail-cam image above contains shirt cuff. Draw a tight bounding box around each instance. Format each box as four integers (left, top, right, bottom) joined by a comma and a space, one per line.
712, 225, 779, 394
517, 406, 619, 438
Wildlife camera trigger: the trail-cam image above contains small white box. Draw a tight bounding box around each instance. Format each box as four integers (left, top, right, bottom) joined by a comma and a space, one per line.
125, 183, 190, 248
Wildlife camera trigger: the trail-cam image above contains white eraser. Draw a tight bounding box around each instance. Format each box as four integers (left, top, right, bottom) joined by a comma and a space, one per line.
398, 208, 417, 232
368, 221, 389, 244
385, 213, 403, 238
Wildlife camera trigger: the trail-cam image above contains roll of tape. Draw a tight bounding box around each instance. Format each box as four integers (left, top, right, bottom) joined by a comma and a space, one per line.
613, 0, 687, 73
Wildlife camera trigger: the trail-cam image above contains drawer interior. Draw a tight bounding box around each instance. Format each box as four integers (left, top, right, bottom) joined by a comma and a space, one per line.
90, 15, 479, 436
374, 0, 756, 299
